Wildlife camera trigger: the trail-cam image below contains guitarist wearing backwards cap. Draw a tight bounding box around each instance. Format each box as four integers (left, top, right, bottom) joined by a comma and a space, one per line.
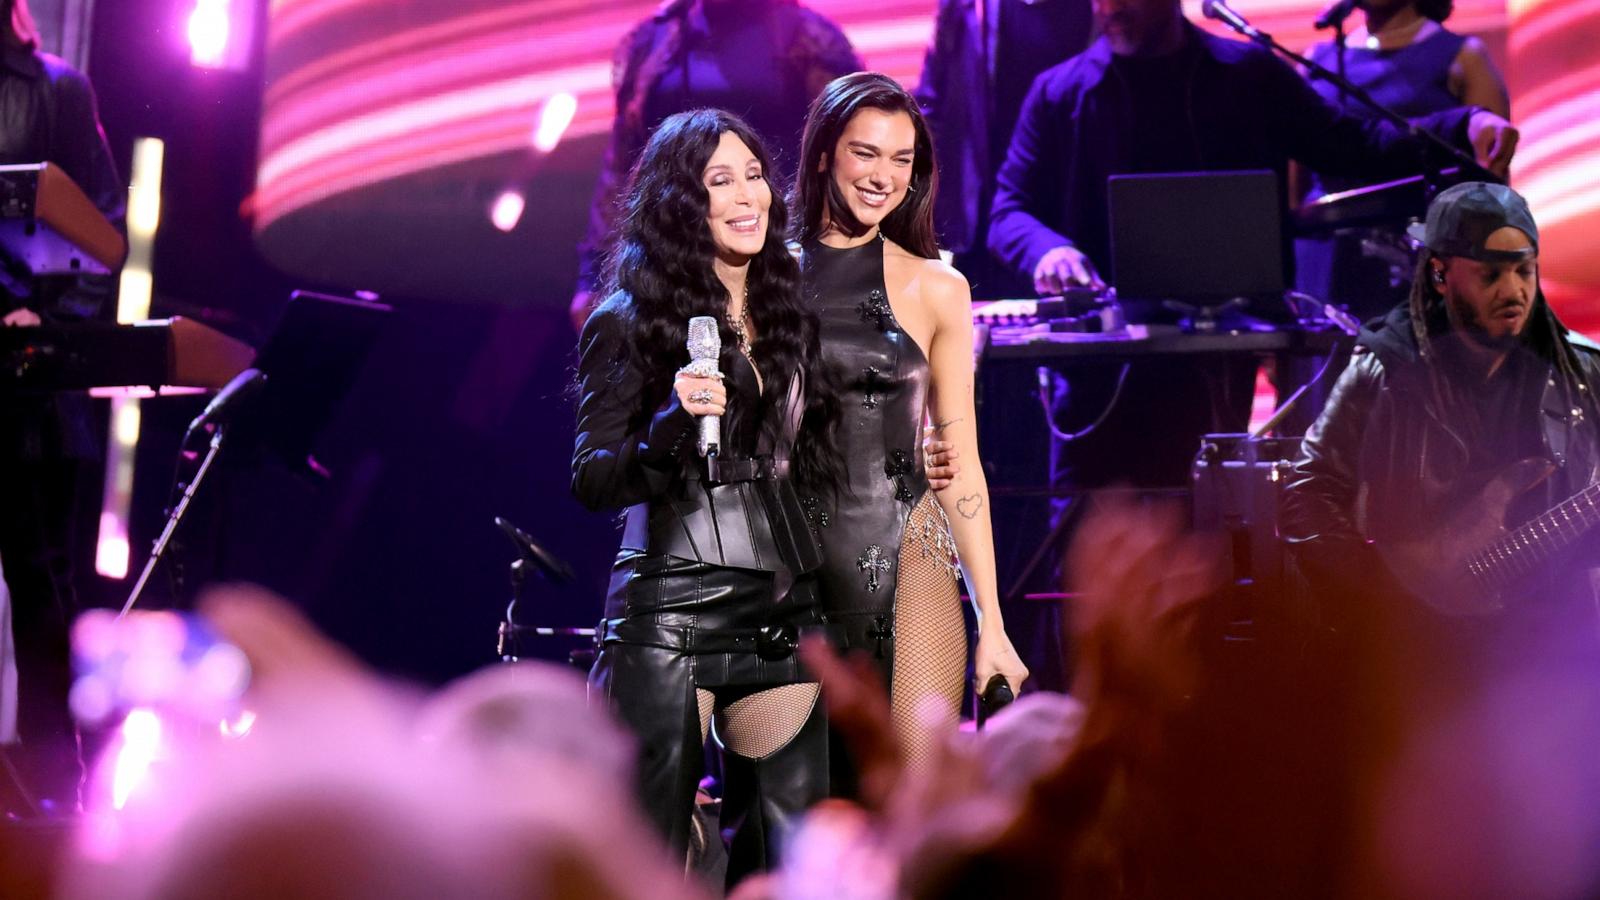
1285, 181, 1600, 666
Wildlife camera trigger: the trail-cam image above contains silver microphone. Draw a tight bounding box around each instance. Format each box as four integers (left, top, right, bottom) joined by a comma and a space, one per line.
685, 315, 722, 457
1201, 0, 1268, 41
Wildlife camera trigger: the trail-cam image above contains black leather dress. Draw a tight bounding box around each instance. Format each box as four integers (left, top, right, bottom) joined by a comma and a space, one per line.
572, 293, 827, 878
801, 238, 955, 683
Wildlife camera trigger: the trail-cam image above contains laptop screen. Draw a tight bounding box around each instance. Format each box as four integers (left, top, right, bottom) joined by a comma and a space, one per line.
1108, 170, 1285, 309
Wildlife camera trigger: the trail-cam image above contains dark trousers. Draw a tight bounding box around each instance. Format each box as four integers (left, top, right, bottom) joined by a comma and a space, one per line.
591, 640, 827, 888
0, 458, 87, 812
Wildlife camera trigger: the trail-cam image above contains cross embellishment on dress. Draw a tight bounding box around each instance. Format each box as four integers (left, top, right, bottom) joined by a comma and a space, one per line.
856, 289, 894, 332
885, 449, 915, 503
801, 495, 831, 530
867, 615, 891, 658
861, 366, 889, 410
858, 544, 891, 593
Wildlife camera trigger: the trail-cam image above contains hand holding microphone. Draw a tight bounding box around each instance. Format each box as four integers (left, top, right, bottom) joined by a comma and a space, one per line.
680, 315, 726, 457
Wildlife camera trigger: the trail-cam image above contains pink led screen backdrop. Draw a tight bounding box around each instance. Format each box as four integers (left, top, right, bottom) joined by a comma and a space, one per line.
254, 0, 1600, 320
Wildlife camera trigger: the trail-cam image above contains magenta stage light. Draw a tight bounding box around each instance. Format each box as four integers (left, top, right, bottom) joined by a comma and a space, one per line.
186, 0, 256, 71
188, 0, 231, 68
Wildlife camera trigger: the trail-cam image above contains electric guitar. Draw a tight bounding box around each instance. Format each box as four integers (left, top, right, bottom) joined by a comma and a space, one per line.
1383, 459, 1600, 616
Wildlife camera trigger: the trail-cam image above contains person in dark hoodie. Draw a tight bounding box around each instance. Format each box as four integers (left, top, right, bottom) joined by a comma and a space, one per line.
1281, 184, 1600, 888
1283, 182, 1600, 623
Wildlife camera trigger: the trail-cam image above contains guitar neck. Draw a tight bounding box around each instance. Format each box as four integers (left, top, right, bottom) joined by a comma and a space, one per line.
1476, 481, 1600, 583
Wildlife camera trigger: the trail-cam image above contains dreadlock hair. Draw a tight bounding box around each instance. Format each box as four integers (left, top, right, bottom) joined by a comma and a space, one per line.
1407, 250, 1600, 426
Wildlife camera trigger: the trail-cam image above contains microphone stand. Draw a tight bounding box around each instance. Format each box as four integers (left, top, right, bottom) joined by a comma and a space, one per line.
1334, 17, 1347, 105
1210, 11, 1498, 200
120, 425, 231, 617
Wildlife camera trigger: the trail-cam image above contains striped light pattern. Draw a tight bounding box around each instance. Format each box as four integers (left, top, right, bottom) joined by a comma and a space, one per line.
1508, 0, 1600, 332
254, 0, 1527, 236
254, 1, 936, 232
257, 0, 1600, 325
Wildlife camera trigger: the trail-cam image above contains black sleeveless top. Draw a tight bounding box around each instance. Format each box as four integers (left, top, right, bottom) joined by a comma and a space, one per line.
802, 238, 932, 625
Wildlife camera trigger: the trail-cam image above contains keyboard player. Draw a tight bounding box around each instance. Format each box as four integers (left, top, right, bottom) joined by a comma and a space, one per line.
0, 0, 123, 816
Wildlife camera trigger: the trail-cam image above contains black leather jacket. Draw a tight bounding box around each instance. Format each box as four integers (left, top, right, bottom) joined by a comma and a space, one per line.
571, 294, 821, 575
1282, 301, 1600, 597
0, 45, 123, 460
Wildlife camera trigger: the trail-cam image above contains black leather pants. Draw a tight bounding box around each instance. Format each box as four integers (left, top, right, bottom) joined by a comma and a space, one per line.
589, 552, 828, 882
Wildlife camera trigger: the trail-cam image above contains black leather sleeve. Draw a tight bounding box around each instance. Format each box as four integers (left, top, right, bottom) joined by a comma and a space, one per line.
1280, 350, 1386, 584
571, 302, 695, 511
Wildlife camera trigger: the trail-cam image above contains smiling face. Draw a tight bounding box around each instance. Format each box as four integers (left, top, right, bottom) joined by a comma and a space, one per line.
823, 107, 916, 232
1436, 226, 1539, 348
703, 130, 771, 265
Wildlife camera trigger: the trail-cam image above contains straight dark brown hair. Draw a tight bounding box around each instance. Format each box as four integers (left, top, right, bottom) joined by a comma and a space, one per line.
793, 71, 940, 260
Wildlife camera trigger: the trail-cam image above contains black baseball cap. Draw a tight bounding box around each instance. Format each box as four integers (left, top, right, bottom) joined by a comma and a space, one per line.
1407, 182, 1538, 263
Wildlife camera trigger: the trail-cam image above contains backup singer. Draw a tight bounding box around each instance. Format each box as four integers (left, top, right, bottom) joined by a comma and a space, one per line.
1295, 0, 1512, 319
572, 109, 838, 885
794, 73, 1029, 775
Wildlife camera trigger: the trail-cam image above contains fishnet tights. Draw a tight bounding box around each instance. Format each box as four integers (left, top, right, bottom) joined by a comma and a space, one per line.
891, 493, 966, 775
696, 683, 821, 760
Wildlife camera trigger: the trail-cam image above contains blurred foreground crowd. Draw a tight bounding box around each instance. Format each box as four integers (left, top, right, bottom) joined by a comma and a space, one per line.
10, 497, 1600, 900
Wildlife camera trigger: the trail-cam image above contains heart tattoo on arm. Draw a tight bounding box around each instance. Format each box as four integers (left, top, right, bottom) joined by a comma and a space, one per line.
957, 494, 984, 520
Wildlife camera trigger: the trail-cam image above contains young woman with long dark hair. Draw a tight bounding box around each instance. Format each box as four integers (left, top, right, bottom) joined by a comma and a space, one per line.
794, 72, 1029, 773
572, 108, 838, 883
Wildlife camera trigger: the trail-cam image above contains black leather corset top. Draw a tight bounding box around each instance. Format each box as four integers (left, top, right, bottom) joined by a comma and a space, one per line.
622, 354, 823, 576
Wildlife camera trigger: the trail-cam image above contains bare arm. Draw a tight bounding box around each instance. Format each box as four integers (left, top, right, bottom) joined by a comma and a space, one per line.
1450, 36, 1511, 119
923, 263, 1029, 692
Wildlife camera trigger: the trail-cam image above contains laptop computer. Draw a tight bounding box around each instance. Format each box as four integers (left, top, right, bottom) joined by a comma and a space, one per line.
1108, 170, 1288, 322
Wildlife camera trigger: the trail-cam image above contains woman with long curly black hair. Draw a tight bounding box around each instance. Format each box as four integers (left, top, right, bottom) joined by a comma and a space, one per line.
572, 108, 839, 885
794, 73, 1029, 778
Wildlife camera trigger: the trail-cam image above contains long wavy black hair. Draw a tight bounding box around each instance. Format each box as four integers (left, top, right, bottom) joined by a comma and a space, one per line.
600, 108, 841, 491
794, 72, 941, 259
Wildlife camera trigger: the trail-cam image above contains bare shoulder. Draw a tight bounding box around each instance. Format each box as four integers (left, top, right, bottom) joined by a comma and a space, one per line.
883, 239, 971, 309
1452, 35, 1502, 77
1456, 34, 1492, 62
920, 258, 973, 319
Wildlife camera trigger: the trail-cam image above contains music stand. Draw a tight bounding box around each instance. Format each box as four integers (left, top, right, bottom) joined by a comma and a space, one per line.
121, 290, 391, 615
226, 290, 392, 477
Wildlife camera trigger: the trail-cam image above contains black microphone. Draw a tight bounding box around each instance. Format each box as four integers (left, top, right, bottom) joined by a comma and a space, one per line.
185, 368, 267, 439
1201, 0, 1269, 41
494, 516, 575, 584
976, 674, 1016, 728
1314, 0, 1358, 30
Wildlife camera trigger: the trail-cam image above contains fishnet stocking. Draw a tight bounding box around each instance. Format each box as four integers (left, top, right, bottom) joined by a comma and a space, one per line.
696, 689, 715, 744
891, 493, 966, 775
718, 683, 821, 760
